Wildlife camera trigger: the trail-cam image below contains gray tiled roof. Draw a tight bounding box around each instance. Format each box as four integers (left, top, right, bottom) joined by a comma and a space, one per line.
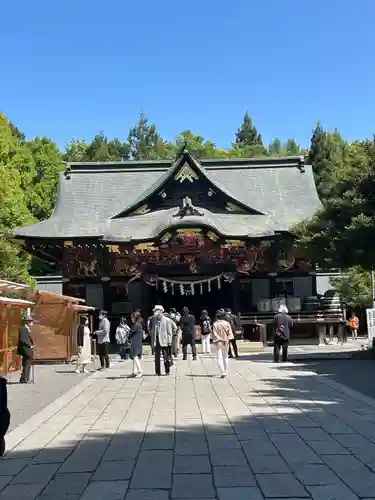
13, 155, 322, 240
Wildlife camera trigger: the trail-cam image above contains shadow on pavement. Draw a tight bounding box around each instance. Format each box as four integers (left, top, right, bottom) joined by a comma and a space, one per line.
2, 362, 375, 499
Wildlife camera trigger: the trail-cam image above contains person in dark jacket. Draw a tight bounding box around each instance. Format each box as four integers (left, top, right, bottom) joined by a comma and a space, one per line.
129, 311, 143, 377
0, 377, 10, 456
17, 315, 34, 383
180, 307, 197, 360
225, 308, 239, 358
273, 305, 293, 362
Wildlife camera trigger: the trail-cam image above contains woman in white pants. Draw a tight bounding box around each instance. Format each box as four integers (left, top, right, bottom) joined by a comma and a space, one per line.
200, 310, 212, 354
212, 310, 234, 378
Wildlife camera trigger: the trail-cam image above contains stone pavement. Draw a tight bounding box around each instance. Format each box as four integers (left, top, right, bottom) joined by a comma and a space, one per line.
2, 355, 375, 499
6, 363, 91, 431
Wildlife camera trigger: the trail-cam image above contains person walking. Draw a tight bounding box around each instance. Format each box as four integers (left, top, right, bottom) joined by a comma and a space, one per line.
17, 315, 34, 384
348, 312, 359, 340
200, 310, 212, 354
94, 310, 111, 370
212, 310, 233, 378
273, 305, 293, 362
75, 315, 91, 373
147, 314, 156, 355
180, 307, 197, 360
150, 305, 173, 376
170, 308, 181, 357
129, 311, 143, 377
115, 317, 131, 360
225, 308, 239, 358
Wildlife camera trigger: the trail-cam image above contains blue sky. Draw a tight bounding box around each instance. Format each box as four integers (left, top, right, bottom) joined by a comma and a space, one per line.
1, 0, 374, 149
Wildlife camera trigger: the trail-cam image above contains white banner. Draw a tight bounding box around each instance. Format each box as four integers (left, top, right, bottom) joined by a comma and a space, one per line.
366, 308, 375, 344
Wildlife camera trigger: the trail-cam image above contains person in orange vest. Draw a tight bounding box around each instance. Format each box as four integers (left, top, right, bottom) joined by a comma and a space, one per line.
348, 312, 359, 340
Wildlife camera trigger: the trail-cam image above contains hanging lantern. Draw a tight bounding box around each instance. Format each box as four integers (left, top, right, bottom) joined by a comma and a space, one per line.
180, 284, 184, 295
191, 283, 195, 295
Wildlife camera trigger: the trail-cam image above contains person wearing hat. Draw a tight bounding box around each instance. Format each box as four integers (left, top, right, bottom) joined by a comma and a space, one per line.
149, 305, 173, 376
17, 315, 34, 384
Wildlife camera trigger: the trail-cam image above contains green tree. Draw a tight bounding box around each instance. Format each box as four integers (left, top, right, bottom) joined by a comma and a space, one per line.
175, 130, 227, 159
268, 138, 282, 155
63, 139, 90, 162
330, 267, 372, 309
127, 112, 166, 160
296, 139, 375, 270
284, 138, 301, 156
0, 114, 34, 282
235, 112, 263, 147
25, 137, 65, 220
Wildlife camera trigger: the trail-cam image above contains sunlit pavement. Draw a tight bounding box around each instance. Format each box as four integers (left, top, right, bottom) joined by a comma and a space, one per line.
2, 353, 375, 499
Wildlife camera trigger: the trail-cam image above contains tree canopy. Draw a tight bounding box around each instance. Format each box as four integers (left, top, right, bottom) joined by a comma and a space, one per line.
1, 109, 374, 303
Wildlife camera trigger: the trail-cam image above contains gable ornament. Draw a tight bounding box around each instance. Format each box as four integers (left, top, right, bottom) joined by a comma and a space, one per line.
173, 196, 204, 219
174, 163, 199, 183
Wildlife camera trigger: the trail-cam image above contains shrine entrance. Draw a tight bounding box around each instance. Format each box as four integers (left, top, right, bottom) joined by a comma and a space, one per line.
146, 274, 235, 320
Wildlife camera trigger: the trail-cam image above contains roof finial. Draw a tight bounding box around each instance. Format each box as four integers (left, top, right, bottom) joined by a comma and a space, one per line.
178, 140, 189, 156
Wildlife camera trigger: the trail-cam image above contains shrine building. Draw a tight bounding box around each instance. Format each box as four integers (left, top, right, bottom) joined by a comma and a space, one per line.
13, 149, 325, 341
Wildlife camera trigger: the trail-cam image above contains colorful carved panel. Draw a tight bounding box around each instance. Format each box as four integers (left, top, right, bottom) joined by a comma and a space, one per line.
61, 236, 313, 279
62, 246, 101, 277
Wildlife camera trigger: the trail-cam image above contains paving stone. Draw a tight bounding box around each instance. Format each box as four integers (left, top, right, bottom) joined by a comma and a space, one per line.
80, 480, 129, 500
172, 473, 215, 498
102, 443, 140, 461
92, 459, 135, 481
175, 438, 209, 455
242, 438, 279, 457
341, 468, 375, 497
256, 473, 309, 497
307, 483, 360, 499
210, 449, 247, 466
217, 487, 264, 500
308, 439, 350, 455
125, 490, 170, 500
0, 457, 30, 475
32, 447, 72, 463
131, 451, 173, 489
323, 453, 366, 473
271, 434, 322, 464
142, 435, 175, 450
289, 463, 341, 486
297, 427, 332, 441
174, 454, 211, 473
0, 476, 13, 490
246, 454, 290, 474
11, 462, 60, 485
0, 483, 44, 500
213, 465, 256, 487
37, 473, 91, 500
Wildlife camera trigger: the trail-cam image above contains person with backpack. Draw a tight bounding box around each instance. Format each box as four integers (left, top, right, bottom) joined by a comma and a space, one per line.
273, 304, 293, 362
200, 310, 212, 354
115, 317, 131, 360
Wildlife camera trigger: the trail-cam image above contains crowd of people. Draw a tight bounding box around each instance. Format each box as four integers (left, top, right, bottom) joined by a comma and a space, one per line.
16, 303, 362, 384
111, 305, 243, 378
